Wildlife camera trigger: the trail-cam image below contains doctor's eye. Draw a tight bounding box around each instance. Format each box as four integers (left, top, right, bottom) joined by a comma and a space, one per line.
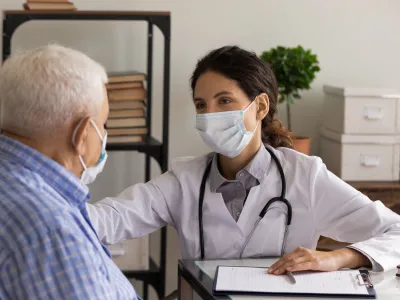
219, 97, 232, 105
195, 101, 206, 110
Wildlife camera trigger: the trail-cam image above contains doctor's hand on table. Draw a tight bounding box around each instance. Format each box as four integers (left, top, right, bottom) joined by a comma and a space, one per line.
268, 246, 371, 275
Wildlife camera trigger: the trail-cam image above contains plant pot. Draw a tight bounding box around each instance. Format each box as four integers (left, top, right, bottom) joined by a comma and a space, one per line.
292, 136, 311, 155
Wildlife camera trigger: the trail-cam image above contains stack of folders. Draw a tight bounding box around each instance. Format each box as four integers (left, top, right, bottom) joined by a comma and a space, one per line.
106, 71, 148, 145
23, 0, 77, 10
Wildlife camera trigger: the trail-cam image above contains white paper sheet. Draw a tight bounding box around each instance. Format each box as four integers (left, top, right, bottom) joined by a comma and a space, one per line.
215, 266, 370, 296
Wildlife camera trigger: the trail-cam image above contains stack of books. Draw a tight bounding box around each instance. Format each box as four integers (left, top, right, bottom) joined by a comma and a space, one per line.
23, 0, 77, 10
106, 71, 148, 144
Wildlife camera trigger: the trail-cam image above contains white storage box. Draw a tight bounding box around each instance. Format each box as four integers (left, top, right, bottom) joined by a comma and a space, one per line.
322, 85, 400, 134
319, 127, 400, 181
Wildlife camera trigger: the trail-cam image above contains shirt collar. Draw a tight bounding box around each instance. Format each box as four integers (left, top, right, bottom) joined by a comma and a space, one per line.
209, 155, 227, 192
0, 135, 90, 208
246, 145, 271, 180
209, 145, 271, 192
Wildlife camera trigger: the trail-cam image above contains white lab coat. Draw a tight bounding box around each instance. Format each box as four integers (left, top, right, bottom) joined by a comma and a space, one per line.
87, 146, 400, 272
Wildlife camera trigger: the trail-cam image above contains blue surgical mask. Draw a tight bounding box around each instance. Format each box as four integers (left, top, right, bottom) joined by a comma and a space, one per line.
73, 119, 108, 185
195, 101, 259, 158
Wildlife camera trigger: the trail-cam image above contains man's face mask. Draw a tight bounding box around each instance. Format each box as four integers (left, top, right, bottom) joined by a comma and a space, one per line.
73, 119, 108, 185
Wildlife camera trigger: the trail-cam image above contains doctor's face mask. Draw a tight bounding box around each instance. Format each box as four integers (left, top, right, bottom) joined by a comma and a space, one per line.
195, 100, 259, 158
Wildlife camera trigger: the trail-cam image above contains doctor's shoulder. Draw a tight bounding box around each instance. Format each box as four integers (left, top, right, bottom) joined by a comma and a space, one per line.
273, 146, 333, 186
275, 146, 360, 201
274, 146, 322, 171
150, 152, 212, 194
170, 153, 212, 172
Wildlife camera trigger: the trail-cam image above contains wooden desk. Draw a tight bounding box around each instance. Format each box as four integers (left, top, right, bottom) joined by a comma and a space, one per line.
317, 181, 400, 251
178, 258, 400, 300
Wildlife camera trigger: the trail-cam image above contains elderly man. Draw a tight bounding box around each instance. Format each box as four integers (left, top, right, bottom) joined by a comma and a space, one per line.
0, 45, 138, 299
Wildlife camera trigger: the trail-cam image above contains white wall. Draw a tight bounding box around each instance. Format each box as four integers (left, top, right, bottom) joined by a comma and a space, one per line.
2, 0, 400, 298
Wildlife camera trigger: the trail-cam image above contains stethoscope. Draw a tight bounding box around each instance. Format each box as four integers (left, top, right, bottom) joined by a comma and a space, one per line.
198, 146, 292, 259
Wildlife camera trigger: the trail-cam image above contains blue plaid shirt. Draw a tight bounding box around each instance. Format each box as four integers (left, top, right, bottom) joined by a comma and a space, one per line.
0, 135, 138, 299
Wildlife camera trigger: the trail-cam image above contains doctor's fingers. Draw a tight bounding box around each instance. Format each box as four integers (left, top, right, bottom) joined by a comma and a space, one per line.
270, 255, 309, 275
275, 251, 343, 274
285, 261, 314, 273
268, 247, 311, 273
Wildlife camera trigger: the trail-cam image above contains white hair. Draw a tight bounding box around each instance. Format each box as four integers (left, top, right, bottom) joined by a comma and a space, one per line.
0, 44, 108, 137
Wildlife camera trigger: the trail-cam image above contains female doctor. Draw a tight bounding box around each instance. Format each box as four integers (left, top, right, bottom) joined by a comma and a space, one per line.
87, 45, 400, 274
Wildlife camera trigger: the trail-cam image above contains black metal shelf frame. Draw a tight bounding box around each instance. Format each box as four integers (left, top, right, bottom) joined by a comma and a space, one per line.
2, 10, 171, 300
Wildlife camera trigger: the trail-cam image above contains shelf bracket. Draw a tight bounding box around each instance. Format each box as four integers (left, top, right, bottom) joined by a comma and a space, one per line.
151, 15, 171, 41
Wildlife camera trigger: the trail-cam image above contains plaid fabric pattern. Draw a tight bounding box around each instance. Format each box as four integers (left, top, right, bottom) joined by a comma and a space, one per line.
0, 135, 137, 299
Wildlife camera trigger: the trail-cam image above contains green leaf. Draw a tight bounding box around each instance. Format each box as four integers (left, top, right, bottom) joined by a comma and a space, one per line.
259, 44, 320, 108
293, 93, 301, 99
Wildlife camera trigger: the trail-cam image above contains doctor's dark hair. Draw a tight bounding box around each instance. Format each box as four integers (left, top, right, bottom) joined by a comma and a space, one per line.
190, 45, 293, 149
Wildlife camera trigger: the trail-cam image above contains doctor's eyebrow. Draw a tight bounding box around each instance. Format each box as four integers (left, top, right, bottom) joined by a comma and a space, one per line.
194, 91, 233, 102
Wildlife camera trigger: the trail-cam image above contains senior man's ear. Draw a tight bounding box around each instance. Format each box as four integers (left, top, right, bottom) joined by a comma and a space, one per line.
72, 117, 91, 156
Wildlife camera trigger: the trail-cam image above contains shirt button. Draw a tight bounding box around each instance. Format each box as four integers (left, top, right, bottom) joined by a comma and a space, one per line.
236, 211, 241, 217
239, 173, 244, 177
236, 183, 241, 187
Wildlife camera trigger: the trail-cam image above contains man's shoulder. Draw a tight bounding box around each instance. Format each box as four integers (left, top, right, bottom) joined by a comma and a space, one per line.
0, 160, 46, 205
0, 181, 83, 254
0, 180, 70, 223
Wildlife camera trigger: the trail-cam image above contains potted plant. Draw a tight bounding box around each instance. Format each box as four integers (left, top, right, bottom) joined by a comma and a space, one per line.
260, 45, 320, 155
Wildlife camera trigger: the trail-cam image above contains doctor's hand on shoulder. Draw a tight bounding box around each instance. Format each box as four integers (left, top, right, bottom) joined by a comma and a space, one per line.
268, 247, 371, 275
87, 45, 400, 274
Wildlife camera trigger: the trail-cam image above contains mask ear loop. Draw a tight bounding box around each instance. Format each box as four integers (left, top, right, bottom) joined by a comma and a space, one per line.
243, 97, 257, 113
89, 120, 107, 159
243, 97, 260, 133
89, 119, 105, 141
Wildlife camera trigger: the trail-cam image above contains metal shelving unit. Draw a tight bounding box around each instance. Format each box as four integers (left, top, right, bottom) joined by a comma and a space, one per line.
2, 10, 171, 300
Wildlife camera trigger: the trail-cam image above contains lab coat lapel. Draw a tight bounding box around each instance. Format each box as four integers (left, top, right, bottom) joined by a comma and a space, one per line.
236, 157, 289, 257
236, 178, 275, 235
202, 180, 241, 231
236, 150, 279, 235
201, 180, 244, 258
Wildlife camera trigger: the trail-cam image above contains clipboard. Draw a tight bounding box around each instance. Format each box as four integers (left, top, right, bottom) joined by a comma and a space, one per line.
212, 266, 376, 298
